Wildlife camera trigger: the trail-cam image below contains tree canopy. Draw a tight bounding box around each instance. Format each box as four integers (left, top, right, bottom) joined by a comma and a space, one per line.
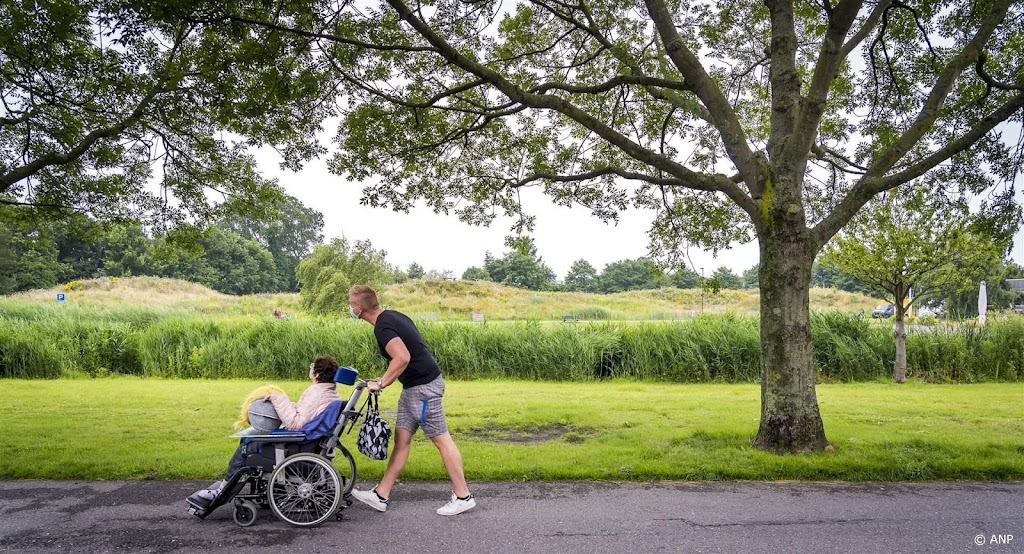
219, 194, 325, 291
482, 237, 557, 290
295, 237, 397, 314
0, 0, 331, 227
151, 0, 1023, 254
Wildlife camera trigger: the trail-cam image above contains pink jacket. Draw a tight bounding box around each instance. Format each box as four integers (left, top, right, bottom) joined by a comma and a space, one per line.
268, 382, 339, 431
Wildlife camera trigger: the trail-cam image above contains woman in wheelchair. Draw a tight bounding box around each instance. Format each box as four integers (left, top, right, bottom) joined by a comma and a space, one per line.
187, 355, 341, 509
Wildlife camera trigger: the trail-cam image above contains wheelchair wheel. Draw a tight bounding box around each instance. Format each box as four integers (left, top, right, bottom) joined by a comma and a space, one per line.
268, 454, 342, 527
334, 444, 357, 495
232, 501, 257, 527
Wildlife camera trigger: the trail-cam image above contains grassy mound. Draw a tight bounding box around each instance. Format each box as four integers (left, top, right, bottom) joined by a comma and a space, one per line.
8, 275, 883, 320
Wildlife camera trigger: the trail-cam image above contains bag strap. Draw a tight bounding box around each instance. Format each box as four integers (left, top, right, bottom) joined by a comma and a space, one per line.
348, 393, 375, 435
358, 391, 379, 414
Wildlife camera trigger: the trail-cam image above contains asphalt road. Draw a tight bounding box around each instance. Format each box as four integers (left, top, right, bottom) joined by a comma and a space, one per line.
0, 480, 1020, 554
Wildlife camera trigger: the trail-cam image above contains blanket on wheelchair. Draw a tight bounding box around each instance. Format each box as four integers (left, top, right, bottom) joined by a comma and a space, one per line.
239, 400, 343, 444
234, 384, 287, 430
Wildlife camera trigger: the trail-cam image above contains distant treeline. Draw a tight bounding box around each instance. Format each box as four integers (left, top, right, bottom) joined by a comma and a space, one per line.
2, 305, 1020, 382
2, 196, 880, 299
0, 194, 325, 296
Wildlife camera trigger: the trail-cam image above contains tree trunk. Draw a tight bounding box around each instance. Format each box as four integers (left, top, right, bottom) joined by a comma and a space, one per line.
893, 311, 908, 383
752, 229, 830, 453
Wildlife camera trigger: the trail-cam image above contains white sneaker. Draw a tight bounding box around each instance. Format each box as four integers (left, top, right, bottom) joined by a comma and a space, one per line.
187, 486, 221, 508
436, 492, 476, 516
195, 488, 220, 501
351, 488, 388, 512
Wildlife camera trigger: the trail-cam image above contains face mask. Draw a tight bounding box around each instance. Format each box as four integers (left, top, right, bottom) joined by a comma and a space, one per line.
349, 305, 361, 320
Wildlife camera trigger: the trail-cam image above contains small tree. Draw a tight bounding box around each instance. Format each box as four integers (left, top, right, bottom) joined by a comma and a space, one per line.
407, 263, 426, 280
564, 259, 599, 292
296, 238, 395, 314
219, 195, 325, 292
742, 264, 760, 290
461, 266, 490, 281
820, 188, 1001, 382
483, 237, 555, 290
200, 228, 279, 295
598, 258, 661, 293
713, 266, 744, 290
672, 267, 700, 289
943, 258, 1020, 315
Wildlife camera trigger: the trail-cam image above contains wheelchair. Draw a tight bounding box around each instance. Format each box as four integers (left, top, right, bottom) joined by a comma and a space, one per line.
186, 367, 371, 527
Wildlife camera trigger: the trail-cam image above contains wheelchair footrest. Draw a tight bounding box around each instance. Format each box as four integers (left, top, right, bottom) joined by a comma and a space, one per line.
186, 500, 209, 519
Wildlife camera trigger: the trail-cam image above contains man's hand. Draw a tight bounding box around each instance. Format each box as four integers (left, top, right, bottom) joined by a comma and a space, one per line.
367, 379, 384, 393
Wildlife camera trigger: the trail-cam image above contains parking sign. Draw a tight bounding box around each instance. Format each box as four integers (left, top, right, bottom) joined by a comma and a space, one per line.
56, 293, 65, 302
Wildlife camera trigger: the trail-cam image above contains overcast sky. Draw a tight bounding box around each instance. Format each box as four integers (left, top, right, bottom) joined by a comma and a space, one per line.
255, 146, 1024, 282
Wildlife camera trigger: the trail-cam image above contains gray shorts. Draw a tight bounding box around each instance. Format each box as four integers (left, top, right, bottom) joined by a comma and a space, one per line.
396, 376, 448, 438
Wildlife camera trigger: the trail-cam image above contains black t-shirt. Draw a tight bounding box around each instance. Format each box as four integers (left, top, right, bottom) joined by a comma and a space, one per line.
373, 310, 442, 388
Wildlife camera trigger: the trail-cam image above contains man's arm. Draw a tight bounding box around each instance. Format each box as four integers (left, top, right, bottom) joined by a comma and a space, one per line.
371, 337, 410, 391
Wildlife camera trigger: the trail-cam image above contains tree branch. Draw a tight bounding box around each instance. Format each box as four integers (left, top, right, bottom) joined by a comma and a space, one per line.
0, 197, 76, 210
383, 0, 758, 216
862, 0, 1011, 181
530, 75, 693, 95
0, 108, 36, 127
645, 0, 761, 195
527, 0, 713, 123
512, 166, 692, 189
812, 90, 1024, 248
870, 92, 1024, 190
810, 143, 868, 173
975, 51, 1024, 98
0, 86, 162, 193
188, 12, 439, 53
795, 0, 864, 164
839, 0, 893, 59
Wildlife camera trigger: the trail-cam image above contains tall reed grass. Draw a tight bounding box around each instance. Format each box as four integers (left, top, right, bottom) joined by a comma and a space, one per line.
2, 298, 1021, 382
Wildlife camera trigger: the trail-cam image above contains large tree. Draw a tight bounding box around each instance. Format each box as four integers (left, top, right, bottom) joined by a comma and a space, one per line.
160, 0, 1021, 452
219, 194, 325, 291
820, 187, 1003, 382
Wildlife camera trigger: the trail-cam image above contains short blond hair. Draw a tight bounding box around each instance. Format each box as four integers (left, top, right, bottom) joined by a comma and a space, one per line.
348, 285, 380, 310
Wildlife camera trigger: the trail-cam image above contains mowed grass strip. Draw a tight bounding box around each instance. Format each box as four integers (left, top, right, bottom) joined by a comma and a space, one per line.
1, 379, 1020, 481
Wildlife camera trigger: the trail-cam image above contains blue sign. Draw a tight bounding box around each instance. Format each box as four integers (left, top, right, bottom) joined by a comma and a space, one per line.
56, 293, 65, 302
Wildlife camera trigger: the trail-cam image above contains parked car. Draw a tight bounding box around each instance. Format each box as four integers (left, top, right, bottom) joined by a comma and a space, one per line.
872, 304, 895, 318
1012, 304, 1024, 315
919, 301, 946, 317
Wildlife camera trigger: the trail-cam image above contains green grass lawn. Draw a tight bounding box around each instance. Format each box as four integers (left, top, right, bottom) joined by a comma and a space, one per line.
2, 379, 1021, 481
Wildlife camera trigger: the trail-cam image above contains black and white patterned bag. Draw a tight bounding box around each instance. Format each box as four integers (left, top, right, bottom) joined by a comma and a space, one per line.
357, 393, 391, 460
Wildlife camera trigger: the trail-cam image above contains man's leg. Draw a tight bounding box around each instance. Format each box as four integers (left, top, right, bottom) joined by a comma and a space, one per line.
375, 427, 414, 498
430, 432, 470, 498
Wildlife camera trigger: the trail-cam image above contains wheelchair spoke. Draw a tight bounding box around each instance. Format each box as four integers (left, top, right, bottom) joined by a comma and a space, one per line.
269, 454, 342, 527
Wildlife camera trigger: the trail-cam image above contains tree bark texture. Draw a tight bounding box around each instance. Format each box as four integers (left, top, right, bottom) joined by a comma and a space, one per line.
893, 302, 908, 383
751, 200, 830, 453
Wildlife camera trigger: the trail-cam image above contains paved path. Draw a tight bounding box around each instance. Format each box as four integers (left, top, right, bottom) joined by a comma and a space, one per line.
0, 480, 1020, 553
